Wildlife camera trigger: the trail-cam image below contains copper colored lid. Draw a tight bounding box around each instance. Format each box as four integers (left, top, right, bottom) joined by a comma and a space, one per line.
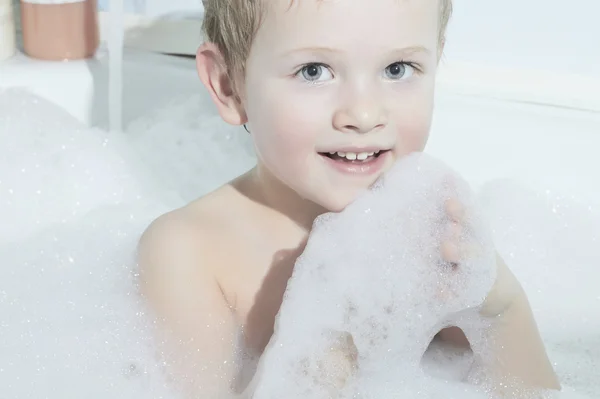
20, 0, 99, 61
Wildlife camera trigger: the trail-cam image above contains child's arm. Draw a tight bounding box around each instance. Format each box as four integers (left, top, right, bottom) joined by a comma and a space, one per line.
441, 254, 561, 394
477, 255, 561, 392
137, 213, 252, 399
440, 198, 560, 392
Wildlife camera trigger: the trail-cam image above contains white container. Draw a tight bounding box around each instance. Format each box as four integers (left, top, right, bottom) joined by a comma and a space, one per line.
0, 0, 16, 61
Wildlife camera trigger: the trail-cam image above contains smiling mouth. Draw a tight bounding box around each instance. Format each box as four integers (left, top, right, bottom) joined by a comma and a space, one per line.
319, 150, 390, 163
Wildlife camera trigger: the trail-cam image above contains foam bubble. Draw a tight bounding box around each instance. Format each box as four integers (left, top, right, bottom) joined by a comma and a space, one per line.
1, 86, 598, 399
0, 88, 181, 398
0, 89, 162, 244
253, 153, 498, 399
126, 94, 256, 202
478, 179, 600, 398
0, 202, 180, 398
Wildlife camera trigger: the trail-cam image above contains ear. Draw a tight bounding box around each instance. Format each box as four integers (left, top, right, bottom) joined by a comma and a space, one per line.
196, 42, 248, 125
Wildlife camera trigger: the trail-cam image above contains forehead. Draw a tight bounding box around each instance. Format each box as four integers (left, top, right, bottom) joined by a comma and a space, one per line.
257, 0, 440, 51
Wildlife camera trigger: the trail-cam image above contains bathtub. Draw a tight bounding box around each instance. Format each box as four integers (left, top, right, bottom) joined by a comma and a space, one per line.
0, 46, 599, 398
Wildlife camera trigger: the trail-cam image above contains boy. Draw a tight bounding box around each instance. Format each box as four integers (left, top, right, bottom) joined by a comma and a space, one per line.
137, 0, 561, 397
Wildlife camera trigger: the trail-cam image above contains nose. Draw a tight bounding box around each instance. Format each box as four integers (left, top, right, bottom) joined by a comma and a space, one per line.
332, 95, 388, 134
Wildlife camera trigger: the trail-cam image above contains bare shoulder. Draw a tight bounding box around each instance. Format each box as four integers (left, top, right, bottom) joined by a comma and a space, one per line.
135, 186, 254, 396
136, 185, 248, 311
137, 186, 236, 278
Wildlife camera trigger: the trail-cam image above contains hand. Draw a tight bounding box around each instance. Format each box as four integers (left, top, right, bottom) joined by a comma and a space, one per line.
435, 195, 477, 302
480, 253, 523, 317
439, 196, 468, 268
250, 330, 358, 399
437, 195, 522, 318
310, 331, 358, 396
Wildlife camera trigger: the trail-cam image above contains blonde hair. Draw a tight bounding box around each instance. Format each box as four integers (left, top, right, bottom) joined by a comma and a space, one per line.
202, 0, 452, 87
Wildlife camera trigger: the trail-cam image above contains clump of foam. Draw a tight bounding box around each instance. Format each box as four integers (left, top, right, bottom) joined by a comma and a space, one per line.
126, 94, 256, 202
2, 84, 597, 399
253, 153, 498, 399
0, 201, 181, 398
0, 89, 168, 244
0, 88, 184, 398
478, 179, 600, 398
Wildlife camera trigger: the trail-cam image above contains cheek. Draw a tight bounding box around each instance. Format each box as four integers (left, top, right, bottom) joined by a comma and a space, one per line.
246, 104, 317, 183
398, 116, 431, 152
393, 88, 434, 153
246, 83, 323, 161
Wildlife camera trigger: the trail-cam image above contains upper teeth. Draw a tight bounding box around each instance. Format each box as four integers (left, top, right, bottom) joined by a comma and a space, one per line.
329, 150, 379, 160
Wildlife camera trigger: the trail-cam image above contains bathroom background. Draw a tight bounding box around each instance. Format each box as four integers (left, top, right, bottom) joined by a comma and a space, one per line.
102, 0, 599, 112
11, 0, 598, 111
1, 1, 599, 398
93, 0, 600, 79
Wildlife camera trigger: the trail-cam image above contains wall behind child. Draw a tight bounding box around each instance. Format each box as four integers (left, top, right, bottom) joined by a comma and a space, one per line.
97, 0, 202, 16
94, 0, 598, 111
445, 0, 599, 80
99, 0, 597, 80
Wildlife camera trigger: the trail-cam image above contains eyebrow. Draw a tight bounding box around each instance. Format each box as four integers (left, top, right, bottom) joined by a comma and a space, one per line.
281, 45, 431, 57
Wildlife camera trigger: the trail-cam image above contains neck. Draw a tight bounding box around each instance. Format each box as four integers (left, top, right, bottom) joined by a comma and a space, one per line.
243, 163, 327, 232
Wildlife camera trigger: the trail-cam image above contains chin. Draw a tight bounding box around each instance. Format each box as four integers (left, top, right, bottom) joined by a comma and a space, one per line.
312, 188, 367, 214
322, 201, 348, 213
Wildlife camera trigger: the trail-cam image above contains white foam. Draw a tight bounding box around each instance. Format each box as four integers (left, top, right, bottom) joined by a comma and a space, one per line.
0, 88, 182, 397
0, 89, 152, 243
126, 94, 256, 202
0, 202, 179, 398
478, 180, 600, 398
253, 153, 498, 399
0, 87, 598, 398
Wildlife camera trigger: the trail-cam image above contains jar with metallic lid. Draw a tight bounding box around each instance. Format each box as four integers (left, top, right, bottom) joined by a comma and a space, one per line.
20, 0, 99, 61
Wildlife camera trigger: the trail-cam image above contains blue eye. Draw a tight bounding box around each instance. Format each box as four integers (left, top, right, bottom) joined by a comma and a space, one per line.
384, 62, 415, 80
297, 63, 333, 82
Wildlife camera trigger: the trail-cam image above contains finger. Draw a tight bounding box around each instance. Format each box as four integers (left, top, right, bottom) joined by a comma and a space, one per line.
442, 240, 483, 266
440, 221, 462, 262
440, 240, 461, 264
444, 197, 465, 223
447, 220, 463, 241
317, 332, 358, 391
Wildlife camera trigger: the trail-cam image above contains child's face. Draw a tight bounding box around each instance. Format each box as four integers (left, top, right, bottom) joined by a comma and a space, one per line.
243, 0, 441, 211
